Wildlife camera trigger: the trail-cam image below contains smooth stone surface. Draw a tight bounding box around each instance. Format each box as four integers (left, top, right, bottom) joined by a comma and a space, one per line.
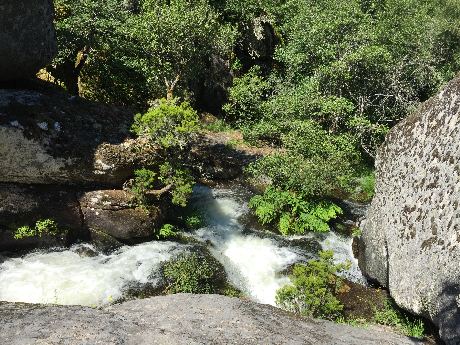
0, 294, 423, 345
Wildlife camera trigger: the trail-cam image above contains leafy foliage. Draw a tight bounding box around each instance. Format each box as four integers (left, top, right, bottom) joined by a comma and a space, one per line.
131, 164, 194, 208
185, 214, 203, 230
132, 99, 199, 149
249, 187, 342, 234
131, 168, 157, 205
276, 250, 351, 320
374, 300, 426, 338
157, 224, 178, 239
222, 66, 269, 125
162, 252, 224, 294
14, 219, 65, 240
158, 162, 195, 207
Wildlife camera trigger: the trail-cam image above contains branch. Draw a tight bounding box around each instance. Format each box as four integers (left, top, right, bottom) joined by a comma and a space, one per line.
145, 184, 173, 198
165, 74, 181, 100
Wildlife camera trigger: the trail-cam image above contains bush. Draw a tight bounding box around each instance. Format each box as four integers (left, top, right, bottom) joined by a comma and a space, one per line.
157, 224, 178, 239
131, 168, 157, 205
162, 252, 225, 294
158, 162, 195, 207
131, 164, 194, 208
14, 219, 65, 240
223, 66, 269, 126
276, 250, 350, 320
374, 300, 426, 339
185, 214, 203, 230
131, 99, 199, 149
248, 187, 342, 234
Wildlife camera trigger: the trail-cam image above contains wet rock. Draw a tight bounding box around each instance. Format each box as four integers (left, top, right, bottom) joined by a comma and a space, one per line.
337, 280, 389, 320
0, 0, 57, 81
0, 183, 84, 251
88, 228, 124, 252
359, 75, 460, 344
79, 190, 164, 241
0, 294, 423, 345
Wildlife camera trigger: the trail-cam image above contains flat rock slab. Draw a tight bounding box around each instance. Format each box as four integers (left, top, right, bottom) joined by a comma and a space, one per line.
0, 294, 423, 345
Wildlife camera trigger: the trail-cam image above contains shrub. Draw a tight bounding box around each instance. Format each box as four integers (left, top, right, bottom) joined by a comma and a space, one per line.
374, 300, 426, 339
158, 162, 194, 207
14, 219, 65, 240
185, 214, 203, 230
131, 164, 194, 208
248, 187, 342, 234
350, 171, 376, 202
157, 224, 178, 239
131, 99, 199, 149
131, 168, 157, 205
223, 66, 269, 126
162, 252, 224, 294
276, 250, 351, 320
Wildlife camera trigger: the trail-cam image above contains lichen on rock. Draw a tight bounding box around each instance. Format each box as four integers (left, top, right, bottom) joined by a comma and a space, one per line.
359, 75, 460, 344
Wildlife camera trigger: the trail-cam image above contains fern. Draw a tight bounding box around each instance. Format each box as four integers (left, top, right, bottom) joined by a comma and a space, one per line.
249, 187, 342, 235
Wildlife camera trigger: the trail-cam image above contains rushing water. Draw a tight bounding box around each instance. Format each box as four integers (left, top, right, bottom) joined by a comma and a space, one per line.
0, 242, 186, 306
0, 184, 365, 307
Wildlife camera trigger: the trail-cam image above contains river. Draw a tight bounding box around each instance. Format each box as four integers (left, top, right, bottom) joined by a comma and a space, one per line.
0, 184, 365, 307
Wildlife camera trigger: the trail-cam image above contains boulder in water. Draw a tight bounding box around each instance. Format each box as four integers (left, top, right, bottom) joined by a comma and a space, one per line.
79, 190, 165, 241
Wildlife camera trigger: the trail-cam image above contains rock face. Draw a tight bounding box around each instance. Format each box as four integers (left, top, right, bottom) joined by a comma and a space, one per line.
0, 294, 422, 345
80, 190, 164, 241
0, 0, 56, 81
0, 87, 257, 251
0, 89, 149, 186
0, 183, 84, 251
359, 75, 460, 344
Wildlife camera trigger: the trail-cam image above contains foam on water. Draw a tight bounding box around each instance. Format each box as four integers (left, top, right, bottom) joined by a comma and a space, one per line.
0, 241, 185, 306
190, 186, 300, 305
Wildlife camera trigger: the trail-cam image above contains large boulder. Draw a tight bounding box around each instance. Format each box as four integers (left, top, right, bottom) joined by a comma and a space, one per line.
0, 0, 56, 81
79, 190, 164, 241
0, 88, 157, 187
0, 294, 421, 345
359, 76, 460, 344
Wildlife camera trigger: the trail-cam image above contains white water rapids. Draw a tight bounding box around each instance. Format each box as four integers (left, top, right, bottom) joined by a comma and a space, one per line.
0, 185, 365, 307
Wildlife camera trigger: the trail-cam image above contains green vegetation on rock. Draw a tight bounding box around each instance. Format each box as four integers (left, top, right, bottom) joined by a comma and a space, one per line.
276, 250, 351, 320
162, 252, 225, 294
14, 219, 66, 240
374, 300, 426, 339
